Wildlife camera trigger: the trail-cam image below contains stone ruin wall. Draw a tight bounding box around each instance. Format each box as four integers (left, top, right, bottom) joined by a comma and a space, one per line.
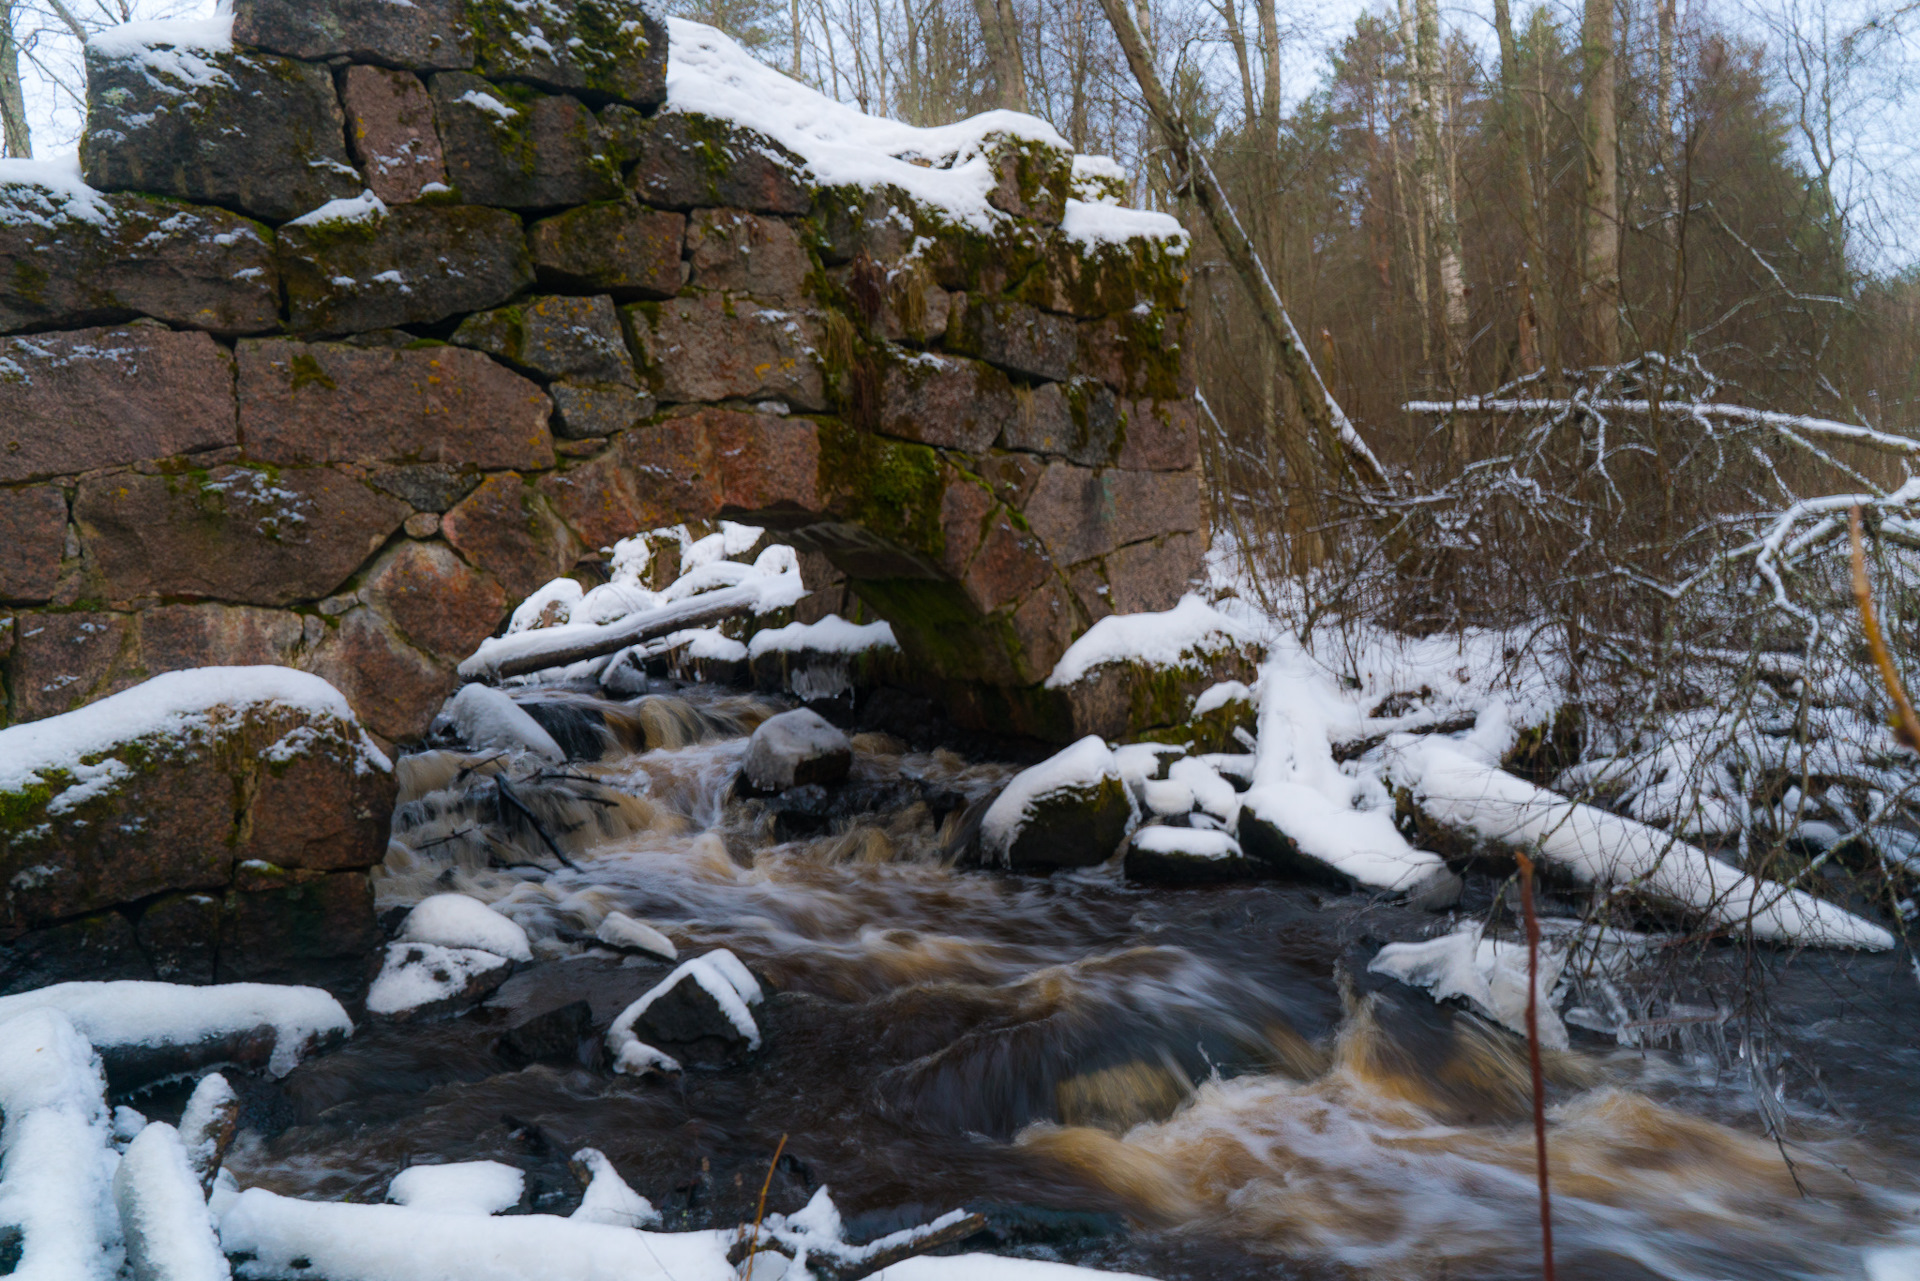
0, 0, 1203, 749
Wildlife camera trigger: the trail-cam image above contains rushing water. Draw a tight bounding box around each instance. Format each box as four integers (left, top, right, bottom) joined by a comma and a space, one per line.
212, 686, 1920, 1281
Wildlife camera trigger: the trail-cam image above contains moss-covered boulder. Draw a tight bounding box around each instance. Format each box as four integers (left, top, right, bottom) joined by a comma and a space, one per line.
0, 668, 392, 993
979, 735, 1138, 871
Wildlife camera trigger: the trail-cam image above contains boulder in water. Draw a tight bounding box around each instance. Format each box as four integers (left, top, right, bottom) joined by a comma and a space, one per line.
607, 949, 764, 1069
398, 894, 533, 962
366, 942, 515, 1022
1123, 823, 1269, 884
740, 709, 852, 793
980, 736, 1138, 871
496, 1000, 593, 1068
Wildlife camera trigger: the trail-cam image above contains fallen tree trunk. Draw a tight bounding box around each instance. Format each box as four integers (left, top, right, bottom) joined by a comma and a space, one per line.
1385, 737, 1895, 950
457, 587, 760, 684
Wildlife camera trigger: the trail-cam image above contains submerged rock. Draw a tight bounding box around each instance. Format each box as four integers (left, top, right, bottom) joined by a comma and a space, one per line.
1123, 823, 1269, 884
980, 736, 1138, 871
741, 709, 852, 793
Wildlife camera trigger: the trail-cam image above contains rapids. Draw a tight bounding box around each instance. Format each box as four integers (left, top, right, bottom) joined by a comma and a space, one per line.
210, 686, 1920, 1281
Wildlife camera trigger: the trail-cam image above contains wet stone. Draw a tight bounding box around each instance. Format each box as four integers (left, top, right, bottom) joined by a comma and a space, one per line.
740, 708, 852, 793
430, 74, 620, 210
231, 0, 473, 70
342, 66, 449, 205
469, 0, 668, 108
627, 969, 755, 1067
627, 113, 810, 214
278, 204, 532, 335
496, 999, 593, 1067
81, 44, 360, 222
452, 295, 637, 385
0, 189, 277, 336
0, 325, 235, 485
528, 203, 685, 299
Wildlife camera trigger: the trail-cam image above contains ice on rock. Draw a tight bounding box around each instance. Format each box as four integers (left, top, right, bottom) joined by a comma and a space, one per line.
569, 1148, 660, 1229
366, 943, 516, 1020
0, 1009, 119, 1281
0, 981, 350, 1079
1367, 922, 1569, 1048
435, 685, 566, 763
112, 1123, 229, 1281
388, 1162, 525, 1217
400, 893, 534, 961
595, 912, 678, 961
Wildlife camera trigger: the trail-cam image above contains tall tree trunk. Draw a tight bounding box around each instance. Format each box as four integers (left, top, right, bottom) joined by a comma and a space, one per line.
1420, 1, 1467, 380
1580, 0, 1621, 366
1217, 0, 1259, 134
1396, 0, 1433, 375
1494, 0, 1551, 377
972, 0, 1027, 110
0, 3, 30, 159
1655, 0, 1677, 217
1254, 0, 1280, 133
1092, 0, 1387, 494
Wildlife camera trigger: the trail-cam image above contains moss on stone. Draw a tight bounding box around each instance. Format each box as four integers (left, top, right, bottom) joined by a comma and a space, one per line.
288, 350, 338, 393
817, 420, 946, 559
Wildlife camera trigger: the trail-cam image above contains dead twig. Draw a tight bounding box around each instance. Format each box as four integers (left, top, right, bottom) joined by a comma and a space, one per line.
743, 1133, 788, 1279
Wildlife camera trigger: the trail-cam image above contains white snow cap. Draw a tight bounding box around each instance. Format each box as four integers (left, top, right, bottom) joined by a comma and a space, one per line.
0, 155, 115, 228
437, 684, 566, 763
1046, 595, 1257, 688
666, 18, 1184, 248
569, 1148, 661, 1229
400, 893, 534, 961
979, 736, 1134, 863
286, 189, 389, 228
0, 981, 351, 1078
746, 615, 899, 658
388, 1161, 525, 1217
1131, 825, 1242, 861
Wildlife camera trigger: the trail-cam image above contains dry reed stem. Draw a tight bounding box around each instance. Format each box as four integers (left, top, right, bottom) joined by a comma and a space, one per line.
744, 1133, 789, 1279
1848, 505, 1920, 750
1515, 850, 1556, 1281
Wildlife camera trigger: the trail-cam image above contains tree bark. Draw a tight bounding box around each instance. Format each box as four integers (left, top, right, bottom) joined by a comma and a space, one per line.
0, 3, 31, 159
1494, 0, 1551, 377
972, 0, 1028, 111
1580, 0, 1621, 366
1655, 0, 1677, 217
1395, 0, 1433, 374
1414, 0, 1466, 378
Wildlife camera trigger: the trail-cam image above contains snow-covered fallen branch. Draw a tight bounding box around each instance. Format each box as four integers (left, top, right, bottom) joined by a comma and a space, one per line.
458, 585, 763, 683
1386, 737, 1895, 950
0, 1010, 120, 1281
1403, 396, 1920, 461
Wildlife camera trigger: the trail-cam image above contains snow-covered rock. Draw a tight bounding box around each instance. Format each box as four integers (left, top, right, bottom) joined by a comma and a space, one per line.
433, 685, 566, 763
0, 981, 350, 1080
176, 1073, 238, 1192
399, 894, 534, 962
112, 1122, 229, 1281
568, 1149, 659, 1230
740, 708, 852, 793
365, 943, 515, 1022
607, 949, 764, 1069
980, 736, 1138, 871
1368, 922, 1569, 1048
387, 1162, 524, 1217
595, 912, 678, 961
1123, 824, 1265, 884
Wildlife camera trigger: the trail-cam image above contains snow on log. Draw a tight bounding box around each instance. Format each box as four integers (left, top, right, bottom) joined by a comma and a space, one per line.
113, 1123, 229, 1281
456, 584, 763, 683
1386, 737, 1896, 950
0, 1009, 120, 1281
386, 1162, 524, 1217
1367, 923, 1569, 1048
0, 982, 352, 1080
215, 1188, 735, 1281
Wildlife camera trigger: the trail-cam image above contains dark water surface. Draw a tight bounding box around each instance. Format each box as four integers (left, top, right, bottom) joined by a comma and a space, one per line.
215, 689, 1920, 1281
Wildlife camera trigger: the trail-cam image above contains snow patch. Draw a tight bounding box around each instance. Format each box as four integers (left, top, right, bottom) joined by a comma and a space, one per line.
0, 1009, 118, 1281
285, 189, 389, 228
399, 893, 534, 961
0, 981, 350, 1078
387, 1162, 524, 1217
980, 736, 1134, 862
746, 615, 899, 658
1046, 595, 1256, 688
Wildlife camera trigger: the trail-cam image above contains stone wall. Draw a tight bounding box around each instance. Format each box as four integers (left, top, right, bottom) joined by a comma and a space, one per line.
0, 0, 1200, 743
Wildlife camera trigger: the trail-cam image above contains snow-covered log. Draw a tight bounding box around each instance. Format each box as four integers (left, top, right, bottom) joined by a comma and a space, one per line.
215, 1188, 735, 1281
0, 1009, 121, 1281
0, 982, 351, 1081
456, 585, 765, 683
1386, 737, 1895, 950
113, 1123, 229, 1281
